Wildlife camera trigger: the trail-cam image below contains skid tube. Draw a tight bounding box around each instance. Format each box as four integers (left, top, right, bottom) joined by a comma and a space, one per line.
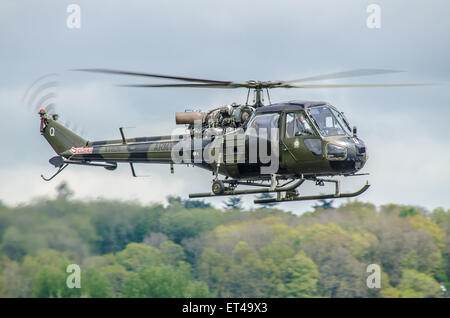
254, 181, 370, 204
189, 176, 370, 204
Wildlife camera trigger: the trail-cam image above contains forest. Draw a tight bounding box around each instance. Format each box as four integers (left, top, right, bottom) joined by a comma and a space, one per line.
0, 183, 449, 298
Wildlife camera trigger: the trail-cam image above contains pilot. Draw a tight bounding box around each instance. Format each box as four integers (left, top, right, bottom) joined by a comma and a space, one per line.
286, 115, 295, 138
299, 113, 307, 124
294, 113, 312, 136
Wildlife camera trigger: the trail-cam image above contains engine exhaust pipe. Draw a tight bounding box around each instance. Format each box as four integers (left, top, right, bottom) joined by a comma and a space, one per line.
175, 112, 206, 125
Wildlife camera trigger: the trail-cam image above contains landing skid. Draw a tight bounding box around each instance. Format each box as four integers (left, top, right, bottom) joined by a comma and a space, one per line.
189, 177, 370, 204
254, 181, 370, 203
41, 163, 69, 181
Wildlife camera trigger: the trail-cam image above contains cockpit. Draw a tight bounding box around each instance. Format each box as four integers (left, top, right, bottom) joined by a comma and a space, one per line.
246, 104, 353, 139
243, 101, 367, 174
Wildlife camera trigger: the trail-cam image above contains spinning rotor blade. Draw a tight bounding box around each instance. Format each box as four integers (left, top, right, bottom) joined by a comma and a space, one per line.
75, 68, 232, 84
76, 68, 435, 91
280, 69, 404, 84
117, 83, 243, 88
279, 83, 436, 88
118, 81, 435, 89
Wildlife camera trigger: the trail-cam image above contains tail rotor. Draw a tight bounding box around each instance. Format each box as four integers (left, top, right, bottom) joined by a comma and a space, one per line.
23, 73, 86, 136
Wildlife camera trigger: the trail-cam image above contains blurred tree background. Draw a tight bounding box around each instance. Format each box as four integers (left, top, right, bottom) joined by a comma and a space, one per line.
0, 182, 448, 298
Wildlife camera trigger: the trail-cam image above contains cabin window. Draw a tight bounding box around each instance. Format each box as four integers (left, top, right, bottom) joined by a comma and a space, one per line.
246, 113, 279, 140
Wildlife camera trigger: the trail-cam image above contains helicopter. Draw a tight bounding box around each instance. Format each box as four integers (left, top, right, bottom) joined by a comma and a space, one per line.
38, 68, 431, 204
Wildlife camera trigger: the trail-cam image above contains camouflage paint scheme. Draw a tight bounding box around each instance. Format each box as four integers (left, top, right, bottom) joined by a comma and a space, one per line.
39, 101, 368, 180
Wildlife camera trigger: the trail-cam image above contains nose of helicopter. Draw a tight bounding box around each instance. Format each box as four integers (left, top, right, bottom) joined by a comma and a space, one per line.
352, 138, 368, 171
328, 137, 367, 174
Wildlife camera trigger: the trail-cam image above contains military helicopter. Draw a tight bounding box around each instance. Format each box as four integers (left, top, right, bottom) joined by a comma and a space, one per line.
38, 68, 430, 204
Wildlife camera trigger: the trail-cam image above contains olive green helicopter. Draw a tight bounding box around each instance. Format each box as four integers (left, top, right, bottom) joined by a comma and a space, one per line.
37, 68, 430, 204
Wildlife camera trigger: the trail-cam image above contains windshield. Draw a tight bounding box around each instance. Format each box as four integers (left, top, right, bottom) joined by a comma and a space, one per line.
331, 108, 352, 135
308, 106, 351, 137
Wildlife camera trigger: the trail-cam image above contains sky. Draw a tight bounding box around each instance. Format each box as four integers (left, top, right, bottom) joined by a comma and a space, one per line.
0, 0, 449, 213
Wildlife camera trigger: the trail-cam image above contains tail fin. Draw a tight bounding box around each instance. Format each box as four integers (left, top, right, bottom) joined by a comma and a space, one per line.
39, 110, 87, 155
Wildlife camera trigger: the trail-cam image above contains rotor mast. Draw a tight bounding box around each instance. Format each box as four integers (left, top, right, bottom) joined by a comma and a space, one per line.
254, 87, 264, 107
246, 81, 272, 108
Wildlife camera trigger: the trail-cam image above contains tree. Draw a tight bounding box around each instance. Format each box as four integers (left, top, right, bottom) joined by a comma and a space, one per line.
183, 199, 212, 209
197, 242, 269, 297
397, 269, 442, 298
318, 248, 367, 297
33, 267, 66, 298
255, 193, 278, 208
0, 194, 448, 298
56, 181, 74, 200
223, 197, 243, 210
399, 207, 418, 218
276, 252, 319, 297
143, 232, 168, 247
84, 268, 113, 298
23, 249, 81, 298
380, 287, 401, 298
121, 265, 209, 298
225, 242, 268, 297
1, 227, 29, 261
91, 202, 163, 254
159, 241, 186, 266
198, 248, 233, 297
115, 243, 162, 271
430, 208, 450, 289
99, 264, 129, 297
312, 199, 335, 210
167, 196, 183, 208
159, 209, 225, 243
0, 260, 25, 297
408, 215, 446, 249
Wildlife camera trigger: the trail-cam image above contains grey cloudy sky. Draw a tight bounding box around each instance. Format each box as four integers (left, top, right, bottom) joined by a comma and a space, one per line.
0, 0, 449, 213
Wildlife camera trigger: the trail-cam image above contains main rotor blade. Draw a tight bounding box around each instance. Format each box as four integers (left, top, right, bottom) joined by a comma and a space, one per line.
75, 68, 232, 84
279, 83, 436, 88
117, 83, 243, 88
281, 69, 405, 84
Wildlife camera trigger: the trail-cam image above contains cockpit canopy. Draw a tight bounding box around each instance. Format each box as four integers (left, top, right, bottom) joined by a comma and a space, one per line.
252, 100, 353, 137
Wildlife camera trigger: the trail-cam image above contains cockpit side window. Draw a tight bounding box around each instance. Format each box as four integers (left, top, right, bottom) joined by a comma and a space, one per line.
285, 112, 314, 138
